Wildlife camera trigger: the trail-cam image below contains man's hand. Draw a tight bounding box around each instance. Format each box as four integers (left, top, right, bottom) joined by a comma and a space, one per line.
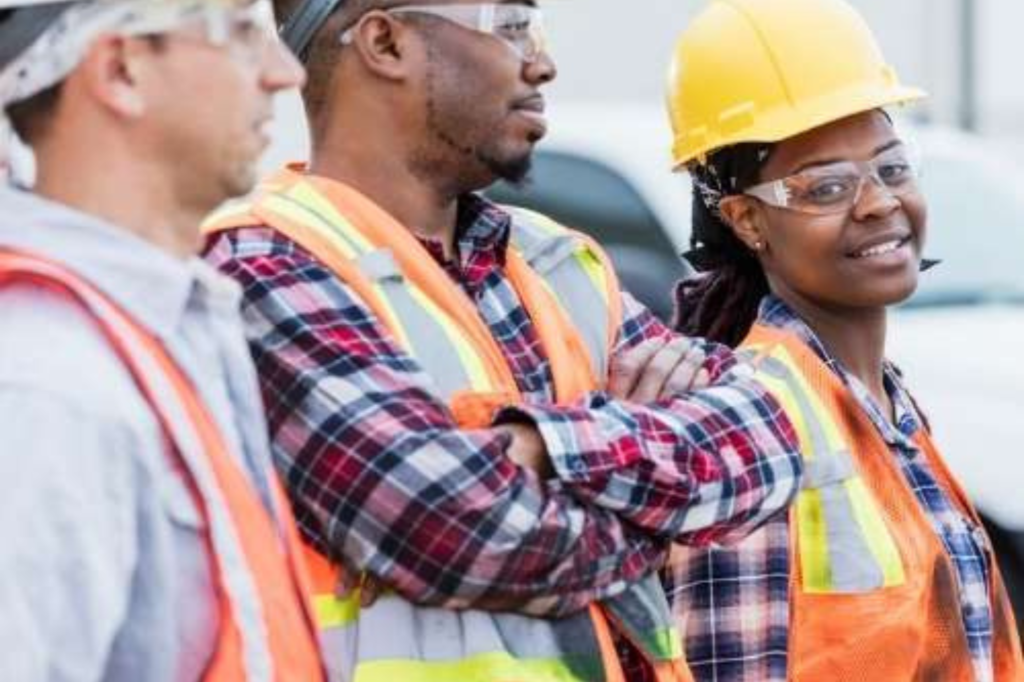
608, 336, 711, 402
496, 422, 553, 479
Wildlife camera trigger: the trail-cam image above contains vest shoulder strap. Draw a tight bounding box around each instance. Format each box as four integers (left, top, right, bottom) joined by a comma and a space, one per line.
0, 248, 324, 682
504, 206, 623, 379
741, 325, 906, 594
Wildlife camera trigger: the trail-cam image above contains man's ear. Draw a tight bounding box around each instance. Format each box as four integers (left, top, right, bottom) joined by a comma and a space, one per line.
720, 195, 767, 254
73, 34, 149, 119
350, 11, 418, 81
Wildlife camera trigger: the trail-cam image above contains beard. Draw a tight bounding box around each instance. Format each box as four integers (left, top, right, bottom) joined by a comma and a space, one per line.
417, 43, 536, 192
476, 140, 533, 186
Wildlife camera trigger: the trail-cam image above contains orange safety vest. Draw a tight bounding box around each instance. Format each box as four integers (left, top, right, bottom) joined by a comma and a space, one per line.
0, 248, 326, 682
740, 323, 1023, 681
204, 165, 693, 682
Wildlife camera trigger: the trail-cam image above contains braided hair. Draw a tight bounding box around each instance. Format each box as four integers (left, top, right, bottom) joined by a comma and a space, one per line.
672, 143, 773, 347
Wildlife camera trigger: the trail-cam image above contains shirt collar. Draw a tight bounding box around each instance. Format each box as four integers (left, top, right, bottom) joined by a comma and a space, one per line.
0, 187, 241, 339
756, 294, 924, 444
415, 193, 512, 266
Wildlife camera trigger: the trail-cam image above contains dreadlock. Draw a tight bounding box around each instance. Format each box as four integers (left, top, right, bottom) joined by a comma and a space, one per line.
672, 143, 773, 347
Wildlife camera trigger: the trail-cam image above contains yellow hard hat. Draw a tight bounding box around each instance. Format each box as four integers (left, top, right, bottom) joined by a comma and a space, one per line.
667, 0, 926, 168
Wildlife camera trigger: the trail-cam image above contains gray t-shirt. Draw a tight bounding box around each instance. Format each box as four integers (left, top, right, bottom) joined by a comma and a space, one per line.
0, 187, 283, 682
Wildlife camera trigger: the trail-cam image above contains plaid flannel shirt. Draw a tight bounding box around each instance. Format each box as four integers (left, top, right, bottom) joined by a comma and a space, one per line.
204, 191, 801, 623
663, 295, 994, 682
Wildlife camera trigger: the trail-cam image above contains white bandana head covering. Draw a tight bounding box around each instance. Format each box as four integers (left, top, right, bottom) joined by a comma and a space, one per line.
0, 0, 251, 146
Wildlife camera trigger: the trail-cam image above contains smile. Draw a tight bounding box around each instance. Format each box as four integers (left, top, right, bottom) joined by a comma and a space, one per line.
850, 236, 911, 259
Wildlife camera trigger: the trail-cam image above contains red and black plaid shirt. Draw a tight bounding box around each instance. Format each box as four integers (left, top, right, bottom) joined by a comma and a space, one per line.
205, 192, 800, 625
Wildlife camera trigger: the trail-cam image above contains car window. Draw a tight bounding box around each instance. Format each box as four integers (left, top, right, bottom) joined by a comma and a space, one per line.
487, 151, 677, 253
911, 151, 1024, 306
486, 151, 690, 320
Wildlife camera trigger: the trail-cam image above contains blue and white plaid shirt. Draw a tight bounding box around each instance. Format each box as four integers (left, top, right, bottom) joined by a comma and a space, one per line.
664, 295, 994, 682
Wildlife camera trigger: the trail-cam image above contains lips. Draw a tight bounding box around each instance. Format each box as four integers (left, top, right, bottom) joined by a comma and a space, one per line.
510, 95, 548, 141
512, 94, 546, 115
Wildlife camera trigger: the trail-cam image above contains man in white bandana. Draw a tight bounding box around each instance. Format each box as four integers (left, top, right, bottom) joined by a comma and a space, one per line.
0, 2, 324, 681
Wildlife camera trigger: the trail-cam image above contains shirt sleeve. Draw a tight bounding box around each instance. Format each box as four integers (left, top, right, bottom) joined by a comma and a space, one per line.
499, 292, 803, 547
206, 230, 664, 618
0, 387, 139, 682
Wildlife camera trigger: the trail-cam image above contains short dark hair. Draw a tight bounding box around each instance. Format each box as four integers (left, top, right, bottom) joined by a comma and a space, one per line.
6, 83, 64, 144
273, 0, 403, 122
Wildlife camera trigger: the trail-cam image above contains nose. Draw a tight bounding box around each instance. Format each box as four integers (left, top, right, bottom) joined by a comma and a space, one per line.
852, 174, 901, 222
523, 47, 557, 86
261, 39, 307, 92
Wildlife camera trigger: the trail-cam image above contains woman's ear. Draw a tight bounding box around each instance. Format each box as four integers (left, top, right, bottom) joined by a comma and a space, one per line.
719, 195, 766, 254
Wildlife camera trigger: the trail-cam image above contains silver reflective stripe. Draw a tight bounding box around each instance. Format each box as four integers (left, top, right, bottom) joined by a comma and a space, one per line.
353, 595, 606, 679
320, 623, 358, 682
601, 575, 678, 660
754, 350, 887, 592
17, 260, 274, 681
815, 480, 885, 591
508, 210, 610, 380
354, 249, 475, 400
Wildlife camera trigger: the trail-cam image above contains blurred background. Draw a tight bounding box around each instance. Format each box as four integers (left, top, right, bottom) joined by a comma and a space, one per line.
543, 0, 1024, 143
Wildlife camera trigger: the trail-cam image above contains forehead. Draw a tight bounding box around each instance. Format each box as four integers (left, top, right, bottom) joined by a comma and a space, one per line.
766, 110, 898, 173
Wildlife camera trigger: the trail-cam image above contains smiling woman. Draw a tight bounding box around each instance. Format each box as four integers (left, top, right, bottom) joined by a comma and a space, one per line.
661, 0, 1024, 681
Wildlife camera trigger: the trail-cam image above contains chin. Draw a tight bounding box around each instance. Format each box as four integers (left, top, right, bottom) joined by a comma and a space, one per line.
222, 164, 258, 200
856, 277, 920, 308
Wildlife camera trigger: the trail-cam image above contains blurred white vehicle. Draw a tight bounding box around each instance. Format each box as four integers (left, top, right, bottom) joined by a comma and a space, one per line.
487, 103, 1024, 626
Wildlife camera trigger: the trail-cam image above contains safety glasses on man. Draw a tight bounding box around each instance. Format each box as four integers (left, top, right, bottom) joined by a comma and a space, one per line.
341, 2, 547, 63
743, 141, 922, 215
171, 0, 282, 59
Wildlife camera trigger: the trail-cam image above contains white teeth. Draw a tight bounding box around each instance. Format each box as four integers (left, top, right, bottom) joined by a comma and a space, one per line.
854, 239, 903, 258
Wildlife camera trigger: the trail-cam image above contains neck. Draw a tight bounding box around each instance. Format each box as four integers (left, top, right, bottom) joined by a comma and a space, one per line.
308, 112, 464, 259
774, 287, 889, 406
33, 132, 204, 260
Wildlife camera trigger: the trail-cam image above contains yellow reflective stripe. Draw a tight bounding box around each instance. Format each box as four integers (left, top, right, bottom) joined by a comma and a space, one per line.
355, 651, 600, 682
287, 182, 376, 253
845, 477, 906, 587
796, 487, 833, 592
203, 201, 251, 228
261, 194, 415, 351
640, 626, 684, 660
770, 347, 845, 450
573, 247, 610, 303
754, 371, 817, 465
406, 286, 495, 392
261, 195, 359, 259
314, 590, 361, 629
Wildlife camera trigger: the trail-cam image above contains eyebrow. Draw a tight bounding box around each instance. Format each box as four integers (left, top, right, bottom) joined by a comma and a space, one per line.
790, 138, 903, 174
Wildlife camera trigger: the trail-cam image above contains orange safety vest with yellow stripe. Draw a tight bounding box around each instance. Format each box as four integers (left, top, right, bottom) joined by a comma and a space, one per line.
0, 248, 326, 682
203, 165, 693, 682
739, 323, 1023, 681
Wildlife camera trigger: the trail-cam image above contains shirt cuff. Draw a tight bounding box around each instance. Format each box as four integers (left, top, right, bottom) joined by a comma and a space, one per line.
495, 396, 623, 485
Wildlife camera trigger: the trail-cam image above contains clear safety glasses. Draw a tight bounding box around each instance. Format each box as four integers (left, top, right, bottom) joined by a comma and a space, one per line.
743, 142, 922, 215
341, 3, 547, 64
171, 0, 281, 58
